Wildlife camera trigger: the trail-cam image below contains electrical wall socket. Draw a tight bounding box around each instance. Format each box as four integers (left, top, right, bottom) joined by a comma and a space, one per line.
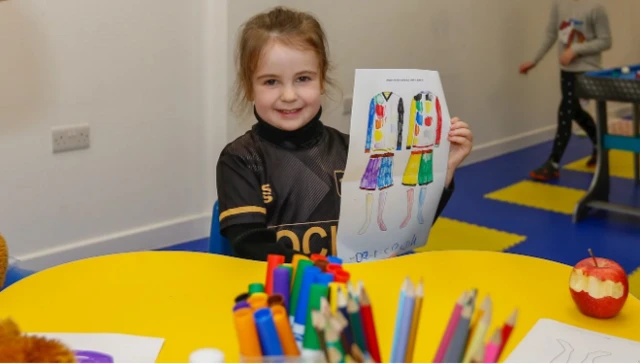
343, 96, 353, 115
52, 124, 90, 153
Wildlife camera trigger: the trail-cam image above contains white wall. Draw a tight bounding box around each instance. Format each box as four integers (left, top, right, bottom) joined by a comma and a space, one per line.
3, 0, 639, 269
0, 0, 228, 269
229, 0, 640, 163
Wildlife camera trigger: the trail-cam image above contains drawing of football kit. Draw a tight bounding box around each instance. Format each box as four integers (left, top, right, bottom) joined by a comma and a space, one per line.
358, 91, 404, 234
398, 91, 443, 228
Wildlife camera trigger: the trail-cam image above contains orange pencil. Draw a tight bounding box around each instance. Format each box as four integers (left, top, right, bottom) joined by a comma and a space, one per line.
233, 307, 263, 358
270, 305, 300, 356
247, 292, 268, 310
404, 279, 424, 363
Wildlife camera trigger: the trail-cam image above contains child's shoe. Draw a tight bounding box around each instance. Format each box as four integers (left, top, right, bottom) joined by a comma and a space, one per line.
529, 160, 560, 181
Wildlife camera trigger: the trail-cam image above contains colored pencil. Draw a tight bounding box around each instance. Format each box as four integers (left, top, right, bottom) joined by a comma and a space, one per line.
483, 328, 503, 363
391, 278, 415, 363
404, 279, 423, 363
466, 295, 490, 349
462, 297, 492, 363
311, 310, 330, 361
469, 343, 485, 363
359, 284, 381, 363
347, 296, 368, 355
337, 286, 356, 354
442, 301, 474, 363
390, 278, 409, 361
498, 309, 518, 359
433, 291, 469, 362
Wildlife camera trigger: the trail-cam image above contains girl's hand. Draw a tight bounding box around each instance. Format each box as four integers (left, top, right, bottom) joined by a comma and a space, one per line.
446, 117, 473, 187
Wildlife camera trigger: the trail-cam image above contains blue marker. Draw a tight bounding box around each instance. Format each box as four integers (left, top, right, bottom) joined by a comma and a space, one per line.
314, 272, 334, 286
327, 256, 343, 264
254, 307, 284, 356
293, 265, 321, 345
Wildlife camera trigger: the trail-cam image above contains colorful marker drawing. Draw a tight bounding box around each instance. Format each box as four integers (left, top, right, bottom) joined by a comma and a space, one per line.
400, 91, 443, 228
550, 339, 611, 363
74, 350, 115, 363
359, 91, 404, 235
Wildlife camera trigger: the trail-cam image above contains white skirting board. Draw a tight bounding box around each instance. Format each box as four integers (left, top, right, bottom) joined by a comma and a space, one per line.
16, 214, 212, 271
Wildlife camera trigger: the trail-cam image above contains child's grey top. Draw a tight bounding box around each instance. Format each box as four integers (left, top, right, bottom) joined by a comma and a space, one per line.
532, 0, 612, 72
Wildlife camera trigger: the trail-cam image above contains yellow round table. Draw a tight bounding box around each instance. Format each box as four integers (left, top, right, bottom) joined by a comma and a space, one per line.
0, 250, 638, 362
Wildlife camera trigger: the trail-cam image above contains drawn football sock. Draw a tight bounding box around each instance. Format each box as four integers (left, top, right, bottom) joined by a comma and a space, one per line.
358, 192, 374, 235
377, 191, 387, 231
551, 339, 574, 363
417, 186, 427, 224
399, 188, 414, 229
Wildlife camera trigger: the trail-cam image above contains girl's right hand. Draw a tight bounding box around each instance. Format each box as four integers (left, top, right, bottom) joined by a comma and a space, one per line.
519, 61, 536, 74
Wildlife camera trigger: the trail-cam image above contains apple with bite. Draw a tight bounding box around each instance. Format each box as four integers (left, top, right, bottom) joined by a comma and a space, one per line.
569, 249, 629, 319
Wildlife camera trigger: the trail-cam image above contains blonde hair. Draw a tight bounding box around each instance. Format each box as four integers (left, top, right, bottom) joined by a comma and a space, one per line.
231, 6, 336, 115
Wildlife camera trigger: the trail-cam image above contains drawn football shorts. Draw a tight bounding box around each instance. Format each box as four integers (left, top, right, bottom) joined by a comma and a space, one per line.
360, 153, 394, 190
402, 150, 433, 186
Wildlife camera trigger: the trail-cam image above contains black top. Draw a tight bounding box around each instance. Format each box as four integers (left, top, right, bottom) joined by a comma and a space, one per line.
216, 107, 454, 262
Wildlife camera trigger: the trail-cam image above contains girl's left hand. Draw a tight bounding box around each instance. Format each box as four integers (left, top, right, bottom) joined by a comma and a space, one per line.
445, 117, 473, 187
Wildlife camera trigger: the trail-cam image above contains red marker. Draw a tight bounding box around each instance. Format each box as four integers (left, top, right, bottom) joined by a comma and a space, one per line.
265, 254, 285, 295
310, 253, 327, 262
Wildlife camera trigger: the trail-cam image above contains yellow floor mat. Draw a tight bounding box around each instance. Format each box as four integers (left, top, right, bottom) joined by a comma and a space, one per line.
484, 180, 586, 215
629, 267, 640, 300
417, 217, 526, 253
564, 150, 638, 180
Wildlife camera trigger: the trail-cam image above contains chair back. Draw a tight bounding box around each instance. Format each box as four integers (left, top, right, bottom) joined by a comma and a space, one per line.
210, 201, 233, 256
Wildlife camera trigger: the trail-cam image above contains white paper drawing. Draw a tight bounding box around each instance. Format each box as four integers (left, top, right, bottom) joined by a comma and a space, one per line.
28, 332, 165, 363
505, 319, 640, 363
336, 69, 451, 263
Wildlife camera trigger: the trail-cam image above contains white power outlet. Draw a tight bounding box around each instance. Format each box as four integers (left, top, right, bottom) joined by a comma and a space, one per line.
343, 96, 353, 115
52, 124, 90, 153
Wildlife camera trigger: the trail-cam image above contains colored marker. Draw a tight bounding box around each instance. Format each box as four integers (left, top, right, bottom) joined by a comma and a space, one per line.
233, 307, 262, 358
310, 253, 327, 262
327, 256, 343, 264
233, 301, 251, 312
302, 284, 330, 351
291, 254, 310, 289
314, 272, 335, 286
248, 283, 264, 294
235, 292, 250, 303
254, 307, 284, 356
293, 265, 321, 343
247, 292, 268, 311
334, 269, 350, 283
265, 254, 285, 295
272, 267, 292, 310
271, 305, 300, 356
289, 259, 314, 323
328, 282, 346, 314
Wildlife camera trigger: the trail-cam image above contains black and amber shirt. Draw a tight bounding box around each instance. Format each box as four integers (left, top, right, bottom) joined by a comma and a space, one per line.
216, 107, 454, 261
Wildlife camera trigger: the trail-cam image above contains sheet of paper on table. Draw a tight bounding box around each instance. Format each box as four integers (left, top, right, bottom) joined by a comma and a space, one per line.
336, 69, 451, 263
505, 318, 640, 363
28, 332, 165, 363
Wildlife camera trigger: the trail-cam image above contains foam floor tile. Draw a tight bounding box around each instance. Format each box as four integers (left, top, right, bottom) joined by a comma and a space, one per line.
484, 180, 586, 215
418, 217, 526, 253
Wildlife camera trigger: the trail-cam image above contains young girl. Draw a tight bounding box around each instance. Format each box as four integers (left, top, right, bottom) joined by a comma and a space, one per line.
216, 6, 473, 262
520, 0, 611, 181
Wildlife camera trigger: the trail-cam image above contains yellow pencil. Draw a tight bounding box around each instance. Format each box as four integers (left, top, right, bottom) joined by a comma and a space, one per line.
404, 278, 424, 363
462, 296, 492, 362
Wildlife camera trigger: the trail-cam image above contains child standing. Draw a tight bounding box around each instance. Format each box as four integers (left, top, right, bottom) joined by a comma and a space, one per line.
520, 0, 611, 181
216, 7, 473, 262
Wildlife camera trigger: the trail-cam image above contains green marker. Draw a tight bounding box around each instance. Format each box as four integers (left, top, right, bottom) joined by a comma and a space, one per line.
302, 283, 329, 350
248, 282, 264, 294
289, 259, 313, 321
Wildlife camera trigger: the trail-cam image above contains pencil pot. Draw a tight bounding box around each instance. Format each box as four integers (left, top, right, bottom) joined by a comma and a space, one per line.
239, 355, 303, 363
